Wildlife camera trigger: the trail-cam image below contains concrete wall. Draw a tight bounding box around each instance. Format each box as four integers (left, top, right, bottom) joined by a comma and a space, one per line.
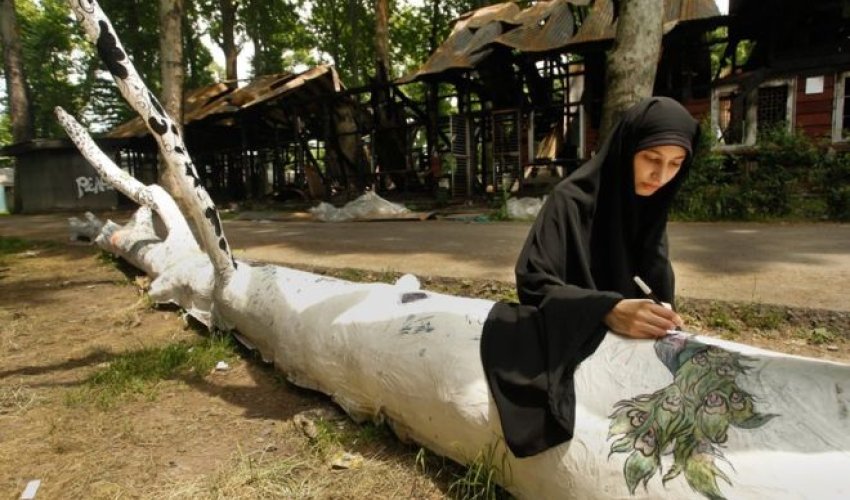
17, 147, 119, 213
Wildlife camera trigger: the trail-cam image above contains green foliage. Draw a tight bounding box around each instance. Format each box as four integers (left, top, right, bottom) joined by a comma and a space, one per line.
820, 151, 850, 221
0, 114, 12, 147
805, 327, 836, 346
673, 123, 847, 221
16, 0, 97, 138
0, 236, 31, 256
673, 119, 745, 220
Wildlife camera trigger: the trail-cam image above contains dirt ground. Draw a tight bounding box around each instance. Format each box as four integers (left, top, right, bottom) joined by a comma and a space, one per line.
0, 241, 459, 499
1, 239, 847, 499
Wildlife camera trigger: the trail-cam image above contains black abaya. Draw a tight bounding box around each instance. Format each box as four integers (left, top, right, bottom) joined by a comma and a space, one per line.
481, 97, 700, 457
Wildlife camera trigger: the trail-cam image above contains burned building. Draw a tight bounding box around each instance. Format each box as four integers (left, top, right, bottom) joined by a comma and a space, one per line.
399, 0, 723, 198
710, 0, 850, 149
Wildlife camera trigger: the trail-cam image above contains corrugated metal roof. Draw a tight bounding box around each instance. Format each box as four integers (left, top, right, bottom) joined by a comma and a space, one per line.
107, 65, 340, 139
495, 0, 590, 53
399, 3, 522, 83
401, 0, 721, 83
568, 0, 721, 47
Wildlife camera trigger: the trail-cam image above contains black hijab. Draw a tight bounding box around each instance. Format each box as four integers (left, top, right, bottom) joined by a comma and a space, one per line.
481, 97, 699, 457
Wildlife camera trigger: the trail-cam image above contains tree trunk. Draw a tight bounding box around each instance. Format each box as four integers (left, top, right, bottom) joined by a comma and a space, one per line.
0, 0, 33, 143
374, 0, 390, 81
160, 0, 184, 129
158, 0, 190, 219
598, 0, 664, 141
220, 0, 238, 84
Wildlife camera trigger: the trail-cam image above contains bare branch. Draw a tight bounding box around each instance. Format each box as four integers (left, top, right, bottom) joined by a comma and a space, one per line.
65, 0, 237, 280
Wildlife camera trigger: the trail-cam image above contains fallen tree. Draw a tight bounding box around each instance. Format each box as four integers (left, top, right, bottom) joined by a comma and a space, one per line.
57, 2, 850, 498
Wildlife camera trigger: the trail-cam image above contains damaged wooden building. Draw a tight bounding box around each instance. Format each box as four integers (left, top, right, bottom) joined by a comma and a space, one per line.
5, 0, 848, 212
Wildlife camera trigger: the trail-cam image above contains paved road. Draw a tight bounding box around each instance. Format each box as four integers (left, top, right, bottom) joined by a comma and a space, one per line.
2, 213, 849, 311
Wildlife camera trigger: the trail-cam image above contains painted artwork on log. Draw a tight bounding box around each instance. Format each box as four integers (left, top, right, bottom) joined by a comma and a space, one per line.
54, 2, 850, 499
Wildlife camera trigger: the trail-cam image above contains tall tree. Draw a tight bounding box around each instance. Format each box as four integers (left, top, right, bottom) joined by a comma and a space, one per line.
598, 0, 664, 140
220, 0, 237, 82
0, 0, 33, 143
374, 0, 390, 81
159, 0, 188, 214
160, 0, 184, 127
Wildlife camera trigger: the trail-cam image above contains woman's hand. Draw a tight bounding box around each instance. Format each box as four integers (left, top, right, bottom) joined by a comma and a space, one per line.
603, 299, 683, 339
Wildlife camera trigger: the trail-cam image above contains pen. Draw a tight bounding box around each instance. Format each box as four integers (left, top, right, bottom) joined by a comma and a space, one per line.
633, 276, 663, 305
633, 276, 682, 331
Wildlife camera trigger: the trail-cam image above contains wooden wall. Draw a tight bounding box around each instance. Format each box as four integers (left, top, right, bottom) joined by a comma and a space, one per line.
795, 74, 835, 140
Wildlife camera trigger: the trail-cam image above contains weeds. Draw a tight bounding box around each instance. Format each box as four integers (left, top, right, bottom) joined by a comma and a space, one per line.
738, 303, 784, 330
448, 443, 512, 500
805, 327, 836, 346
68, 334, 237, 408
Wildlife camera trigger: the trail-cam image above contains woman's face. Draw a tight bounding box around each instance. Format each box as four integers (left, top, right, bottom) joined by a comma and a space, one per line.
632, 145, 687, 197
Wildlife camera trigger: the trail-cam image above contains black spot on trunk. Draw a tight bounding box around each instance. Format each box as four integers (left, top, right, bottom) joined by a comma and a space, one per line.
148, 117, 168, 135
219, 238, 228, 251
401, 292, 429, 304
96, 21, 128, 79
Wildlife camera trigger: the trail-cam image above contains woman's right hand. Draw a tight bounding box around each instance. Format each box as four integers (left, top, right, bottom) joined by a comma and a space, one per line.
603, 299, 683, 339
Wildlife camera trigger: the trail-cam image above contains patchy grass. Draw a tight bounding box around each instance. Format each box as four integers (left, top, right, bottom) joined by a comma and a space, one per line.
68, 335, 238, 408
802, 327, 837, 346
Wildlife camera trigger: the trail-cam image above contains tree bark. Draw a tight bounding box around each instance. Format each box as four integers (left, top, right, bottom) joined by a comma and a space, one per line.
0, 0, 33, 143
158, 0, 189, 213
220, 0, 238, 84
598, 0, 664, 142
374, 0, 390, 81
159, 0, 184, 130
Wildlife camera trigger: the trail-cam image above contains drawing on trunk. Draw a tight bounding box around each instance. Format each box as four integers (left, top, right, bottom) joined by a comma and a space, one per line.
608, 333, 778, 499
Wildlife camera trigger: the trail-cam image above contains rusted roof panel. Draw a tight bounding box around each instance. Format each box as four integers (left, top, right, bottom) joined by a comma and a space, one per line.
399, 3, 522, 83
107, 66, 340, 139
495, 0, 590, 53
402, 0, 723, 83
567, 0, 721, 47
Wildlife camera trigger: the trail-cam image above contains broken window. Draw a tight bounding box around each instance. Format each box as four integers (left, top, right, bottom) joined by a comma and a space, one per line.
757, 84, 790, 133
717, 88, 745, 145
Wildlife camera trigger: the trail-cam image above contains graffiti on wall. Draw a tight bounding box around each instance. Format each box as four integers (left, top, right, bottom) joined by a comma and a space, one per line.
76, 176, 115, 199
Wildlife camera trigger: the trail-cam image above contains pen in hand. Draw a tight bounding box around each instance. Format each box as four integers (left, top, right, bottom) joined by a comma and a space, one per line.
632, 276, 682, 332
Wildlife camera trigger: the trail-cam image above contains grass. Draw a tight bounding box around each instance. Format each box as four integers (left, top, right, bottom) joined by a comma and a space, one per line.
67, 334, 238, 408
0, 383, 39, 415
803, 327, 837, 346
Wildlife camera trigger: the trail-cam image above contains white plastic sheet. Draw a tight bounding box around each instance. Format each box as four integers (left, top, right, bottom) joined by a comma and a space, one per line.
507, 196, 545, 220
310, 191, 410, 222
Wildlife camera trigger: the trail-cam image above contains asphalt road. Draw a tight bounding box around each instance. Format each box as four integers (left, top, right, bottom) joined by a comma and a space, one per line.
2, 212, 849, 311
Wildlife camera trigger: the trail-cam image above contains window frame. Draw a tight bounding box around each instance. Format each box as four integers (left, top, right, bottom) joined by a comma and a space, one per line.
832, 70, 850, 143
711, 78, 796, 150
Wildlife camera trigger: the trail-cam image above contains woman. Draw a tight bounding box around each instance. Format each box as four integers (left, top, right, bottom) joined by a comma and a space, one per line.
481, 97, 700, 457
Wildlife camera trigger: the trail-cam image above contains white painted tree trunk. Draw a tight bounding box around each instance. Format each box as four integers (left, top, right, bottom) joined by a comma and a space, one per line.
57, 2, 850, 499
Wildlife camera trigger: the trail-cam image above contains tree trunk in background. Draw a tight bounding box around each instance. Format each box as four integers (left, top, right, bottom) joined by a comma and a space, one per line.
0, 0, 33, 144
598, 0, 663, 141
160, 0, 184, 130
220, 0, 238, 84
375, 0, 390, 81
159, 0, 189, 215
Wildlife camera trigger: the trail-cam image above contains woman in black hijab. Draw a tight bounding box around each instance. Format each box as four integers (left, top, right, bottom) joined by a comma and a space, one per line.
481, 96, 700, 458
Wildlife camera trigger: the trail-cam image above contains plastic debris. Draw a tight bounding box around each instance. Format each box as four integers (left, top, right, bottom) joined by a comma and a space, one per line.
21, 479, 41, 500
309, 191, 410, 222
507, 196, 545, 220
214, 361, 230, 371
